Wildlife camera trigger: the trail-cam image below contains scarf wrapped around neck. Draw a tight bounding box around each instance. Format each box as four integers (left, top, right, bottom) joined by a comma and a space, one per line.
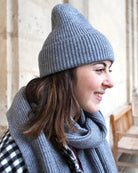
7, 87, 117, 173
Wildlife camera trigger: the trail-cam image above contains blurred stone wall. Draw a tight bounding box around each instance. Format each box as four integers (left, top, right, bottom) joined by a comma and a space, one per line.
0, 0, 138, 145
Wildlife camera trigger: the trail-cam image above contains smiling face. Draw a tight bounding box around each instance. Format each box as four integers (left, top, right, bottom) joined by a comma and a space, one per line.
72, 60, 114, 113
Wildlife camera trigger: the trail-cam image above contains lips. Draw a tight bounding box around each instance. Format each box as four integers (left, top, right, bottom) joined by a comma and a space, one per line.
94, 91, 105, 101
95, 91, 105, 96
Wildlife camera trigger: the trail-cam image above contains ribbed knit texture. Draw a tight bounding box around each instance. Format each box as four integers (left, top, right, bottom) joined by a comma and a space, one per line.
39, 4, 114, 77
7, 87, 118, 173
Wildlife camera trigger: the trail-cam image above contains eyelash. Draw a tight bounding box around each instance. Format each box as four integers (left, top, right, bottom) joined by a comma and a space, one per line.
96, 69, 112, 73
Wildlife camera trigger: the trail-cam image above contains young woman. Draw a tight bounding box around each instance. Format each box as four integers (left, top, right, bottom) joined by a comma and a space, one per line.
0, 4, 117, 173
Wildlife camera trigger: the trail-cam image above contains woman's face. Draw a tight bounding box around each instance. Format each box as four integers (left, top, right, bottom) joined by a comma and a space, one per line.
73, 60, 114, 113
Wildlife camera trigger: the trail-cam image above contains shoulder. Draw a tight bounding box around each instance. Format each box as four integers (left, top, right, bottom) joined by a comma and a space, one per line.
0, 130, 28, 173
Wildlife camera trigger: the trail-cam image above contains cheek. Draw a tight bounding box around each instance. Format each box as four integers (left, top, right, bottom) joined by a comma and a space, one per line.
74, 74, 103, 102
74, 78, 94, 100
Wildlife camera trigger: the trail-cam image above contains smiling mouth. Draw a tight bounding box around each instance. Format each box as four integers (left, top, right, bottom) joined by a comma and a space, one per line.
95, 93, 102, 97
95, 91, 104, 97
94, 92, 105, 101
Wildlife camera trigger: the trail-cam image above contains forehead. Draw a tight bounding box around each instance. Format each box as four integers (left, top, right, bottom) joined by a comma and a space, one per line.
75, 60, 113, 73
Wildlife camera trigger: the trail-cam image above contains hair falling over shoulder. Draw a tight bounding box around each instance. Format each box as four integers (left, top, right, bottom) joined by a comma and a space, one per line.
24, 69, 80, 146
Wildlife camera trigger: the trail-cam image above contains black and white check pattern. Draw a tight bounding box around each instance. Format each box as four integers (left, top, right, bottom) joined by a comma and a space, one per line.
0, 130, 28, 173
0, 130, 83, 173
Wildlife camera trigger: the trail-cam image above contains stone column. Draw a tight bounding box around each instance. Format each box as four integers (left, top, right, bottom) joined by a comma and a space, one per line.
132, 0, 138, 93
0, 0, 7, 126
126, 0, 133, 103
7, 0, 19, 107
132, 0, 138, 121
0, 0, 19, 127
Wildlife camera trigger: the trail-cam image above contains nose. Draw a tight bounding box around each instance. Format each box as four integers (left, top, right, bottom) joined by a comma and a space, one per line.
102, 74, 114, 88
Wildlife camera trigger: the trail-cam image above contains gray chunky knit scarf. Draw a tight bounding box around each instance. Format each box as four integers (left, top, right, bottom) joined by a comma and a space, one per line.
7, 87, 117, 173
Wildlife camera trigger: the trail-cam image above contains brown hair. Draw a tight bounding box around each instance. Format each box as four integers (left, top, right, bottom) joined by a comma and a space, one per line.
24, 69, 80, 145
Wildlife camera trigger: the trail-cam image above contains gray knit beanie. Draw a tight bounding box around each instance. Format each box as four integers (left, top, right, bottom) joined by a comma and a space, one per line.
39, 4, 114, 77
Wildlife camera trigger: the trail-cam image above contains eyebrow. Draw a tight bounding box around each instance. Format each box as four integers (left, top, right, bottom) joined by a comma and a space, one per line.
92, 61, 107, 67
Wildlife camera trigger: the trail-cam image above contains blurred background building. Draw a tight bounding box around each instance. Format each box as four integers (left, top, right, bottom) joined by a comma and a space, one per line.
0, 0, 138, 147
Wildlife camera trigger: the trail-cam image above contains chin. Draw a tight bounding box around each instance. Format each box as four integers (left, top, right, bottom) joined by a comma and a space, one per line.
91, 110, 99, 113
88, 106, 100, 113
84, 107, 100, 114
81, 103, 100, 114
